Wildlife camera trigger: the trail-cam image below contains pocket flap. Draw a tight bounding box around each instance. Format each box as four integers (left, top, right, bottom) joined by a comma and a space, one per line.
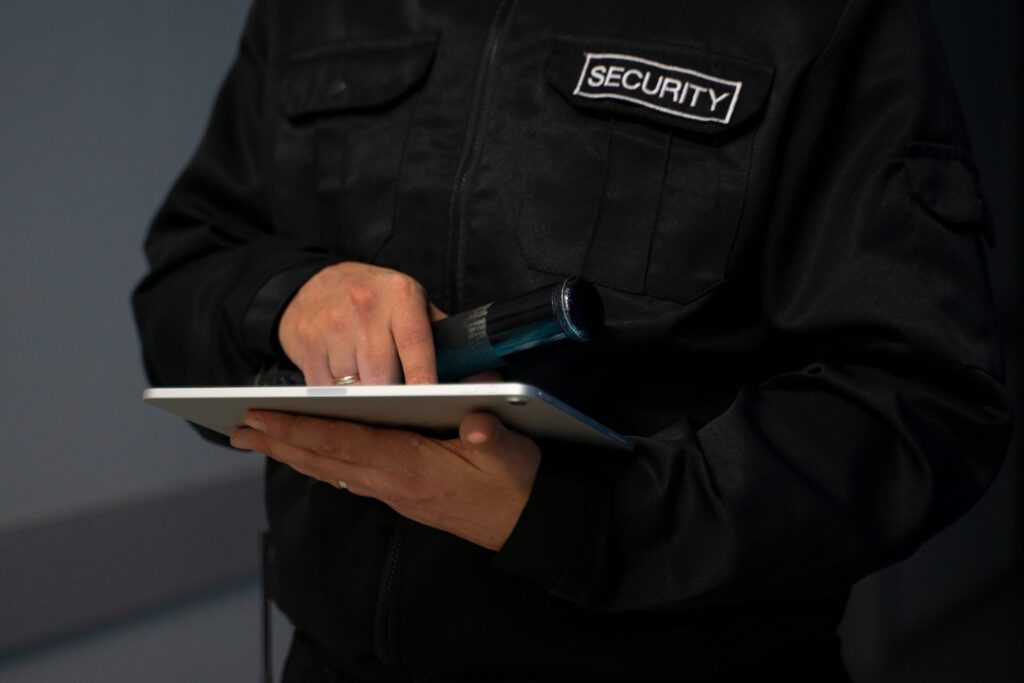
546, 35, 773, 134
904, 143, 985, 225
281, 34, 438, 118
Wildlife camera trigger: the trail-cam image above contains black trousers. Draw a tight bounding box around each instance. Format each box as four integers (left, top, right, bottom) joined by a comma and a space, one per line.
280, 629, 854, 683
281, 631, 347, 683
281, 631, 412, 683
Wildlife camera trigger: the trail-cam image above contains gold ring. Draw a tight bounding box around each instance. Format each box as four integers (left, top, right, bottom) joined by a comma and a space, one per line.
334, 374, 360, 385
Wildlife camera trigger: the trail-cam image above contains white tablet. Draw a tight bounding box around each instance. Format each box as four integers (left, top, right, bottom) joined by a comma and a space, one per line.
143, 383, 633, 452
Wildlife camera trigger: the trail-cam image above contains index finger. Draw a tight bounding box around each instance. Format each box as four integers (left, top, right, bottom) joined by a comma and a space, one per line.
391, 300, 438, 385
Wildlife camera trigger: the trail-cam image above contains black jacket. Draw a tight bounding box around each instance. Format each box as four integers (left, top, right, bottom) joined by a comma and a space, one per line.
133, 0, 1011, 679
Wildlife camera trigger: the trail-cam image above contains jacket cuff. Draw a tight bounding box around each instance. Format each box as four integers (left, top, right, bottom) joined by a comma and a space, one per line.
239, 261, 335, 358
490, 444, 595, 591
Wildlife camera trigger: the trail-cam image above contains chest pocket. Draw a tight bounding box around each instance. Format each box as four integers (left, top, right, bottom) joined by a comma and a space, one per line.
278, 35, 437, 262
514, 36, 772, 304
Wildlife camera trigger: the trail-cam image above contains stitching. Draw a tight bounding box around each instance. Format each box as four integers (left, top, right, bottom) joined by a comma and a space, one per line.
580, 117, 616, 278
641, 132, 674, 292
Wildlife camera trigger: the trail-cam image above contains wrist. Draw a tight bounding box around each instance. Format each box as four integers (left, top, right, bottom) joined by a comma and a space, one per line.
243, 262, 334, 358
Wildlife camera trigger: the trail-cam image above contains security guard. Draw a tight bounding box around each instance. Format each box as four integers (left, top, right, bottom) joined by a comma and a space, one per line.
134, 0, 1011, 679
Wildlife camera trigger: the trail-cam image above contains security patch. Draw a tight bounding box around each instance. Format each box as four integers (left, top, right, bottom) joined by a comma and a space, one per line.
572, 52, 743, 125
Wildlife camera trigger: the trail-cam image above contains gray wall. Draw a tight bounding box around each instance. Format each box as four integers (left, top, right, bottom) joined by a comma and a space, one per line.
0, 1, 1020, 681
0, 0, 281, 678
0, 0, 255, 523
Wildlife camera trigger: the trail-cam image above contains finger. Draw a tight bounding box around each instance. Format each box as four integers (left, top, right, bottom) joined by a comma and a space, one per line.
356, 328, 402, 385
326, 346, 360, 386
231, 427, 371, 493
283, 333, 335, 386
392, 300, 438, 385
231, 426, 330, 477
302, 354, 337, 387
242, 410, 377, 466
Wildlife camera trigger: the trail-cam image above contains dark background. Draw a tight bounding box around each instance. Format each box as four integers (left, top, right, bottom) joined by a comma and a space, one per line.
0, 1, 1019, 680
839, 1, 1024, 680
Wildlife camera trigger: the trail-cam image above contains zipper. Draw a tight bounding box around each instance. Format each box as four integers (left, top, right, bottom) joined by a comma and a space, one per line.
444, 0, 518, 312
375, 516, 409, 668
377, 4, 517, 667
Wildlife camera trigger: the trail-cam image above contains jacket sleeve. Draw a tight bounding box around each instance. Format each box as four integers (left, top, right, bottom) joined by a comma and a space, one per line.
492, 0, 1012, 610
132, 0, 335, 389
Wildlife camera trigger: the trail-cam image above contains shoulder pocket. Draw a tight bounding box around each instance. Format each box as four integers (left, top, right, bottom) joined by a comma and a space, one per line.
902, 143, 999, 372
274, 35, 438, 261
904, 142, 985, 226
514, 35, 773, 304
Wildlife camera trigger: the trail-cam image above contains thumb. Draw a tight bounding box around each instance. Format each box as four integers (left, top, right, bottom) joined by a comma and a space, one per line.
459, 412, 507, 451
458, 412, 542, 492
458, 412, 542, 471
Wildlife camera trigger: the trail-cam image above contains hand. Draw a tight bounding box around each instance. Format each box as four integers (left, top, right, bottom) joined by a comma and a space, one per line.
278, 261, 444, 386
230, 411, 541, 550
